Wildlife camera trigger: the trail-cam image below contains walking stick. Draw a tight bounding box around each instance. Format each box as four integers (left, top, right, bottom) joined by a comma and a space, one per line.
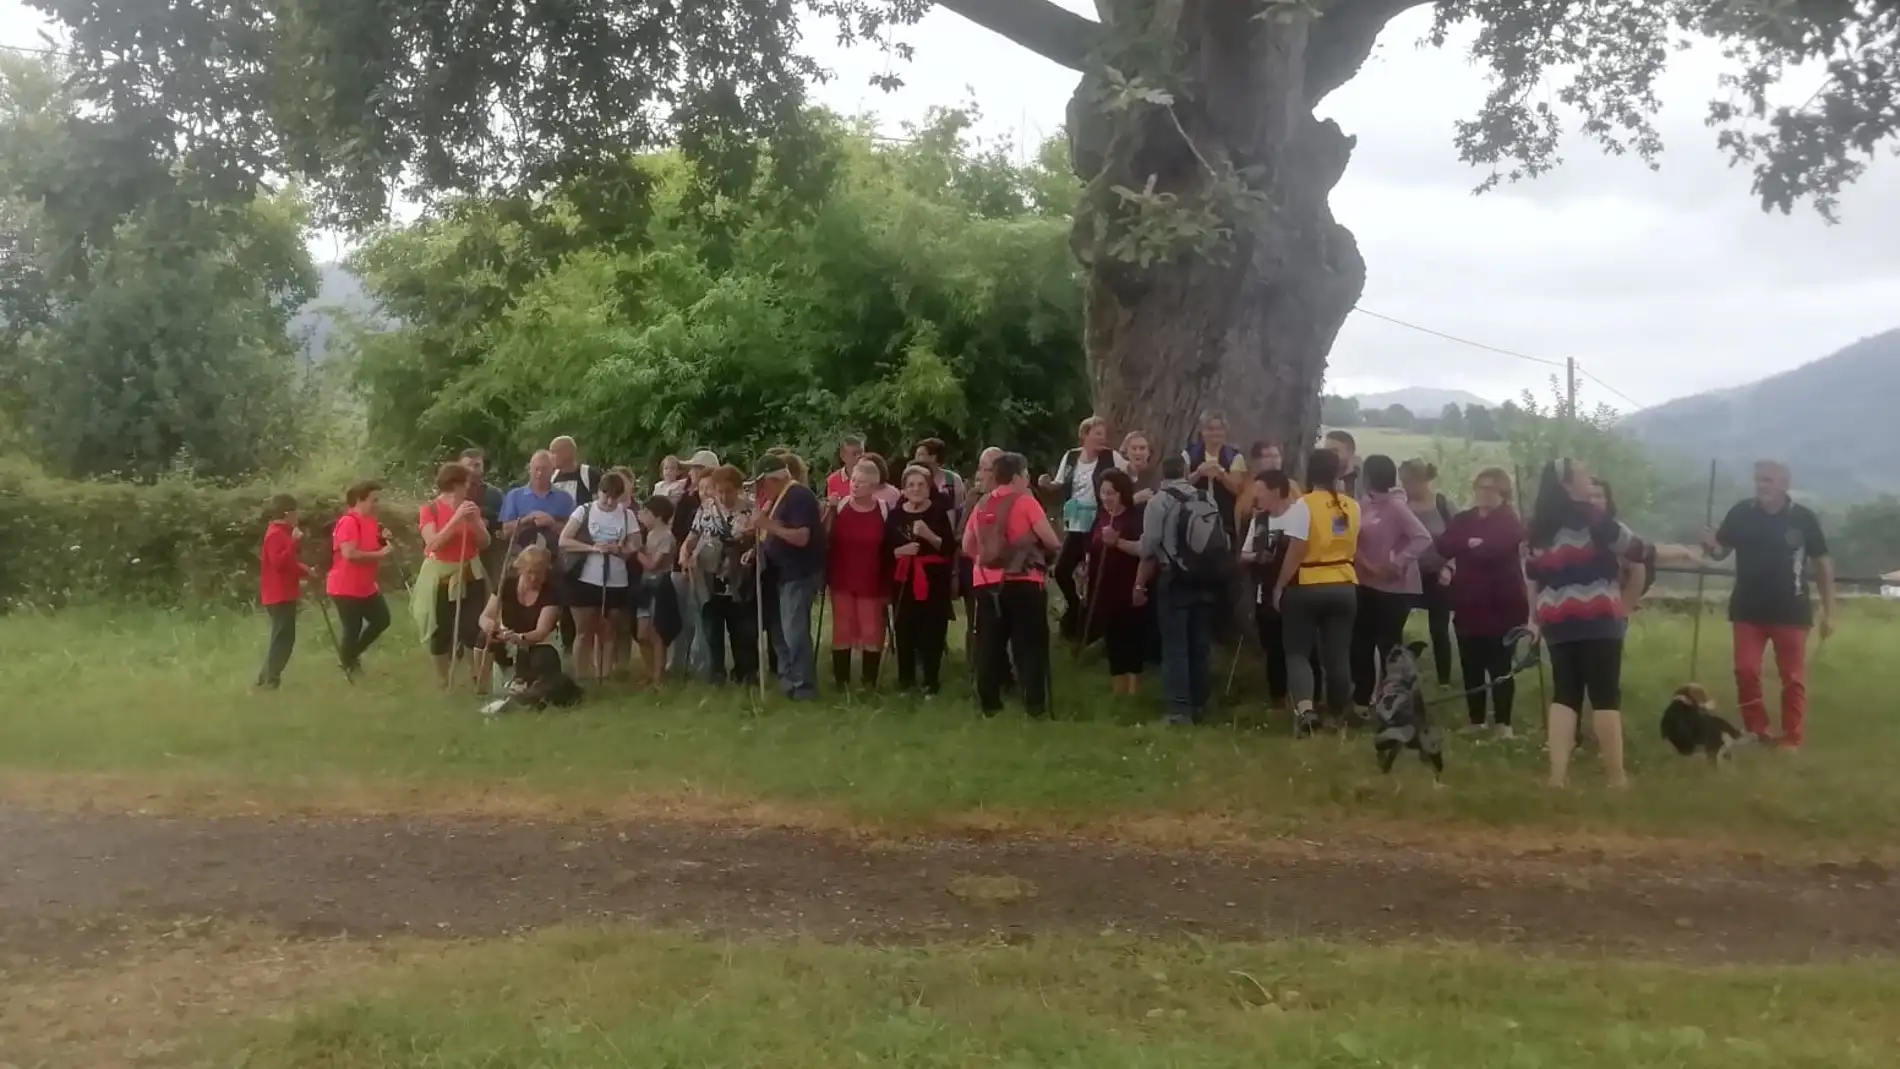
1073, 542, 1108, 661
1690, 458, 1718, 682
310, 582, 353, 684
754, 484, 790, 703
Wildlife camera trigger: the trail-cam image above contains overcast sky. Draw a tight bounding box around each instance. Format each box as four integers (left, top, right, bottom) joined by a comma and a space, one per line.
6, 0, 1897, 411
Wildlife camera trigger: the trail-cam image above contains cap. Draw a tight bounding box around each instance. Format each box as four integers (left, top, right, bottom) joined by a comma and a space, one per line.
686, 449, 720, 469
751, 454, 791, 480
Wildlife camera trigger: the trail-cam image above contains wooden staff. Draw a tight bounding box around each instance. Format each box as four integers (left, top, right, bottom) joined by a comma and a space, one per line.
754, 482, 790, 703
1690, 458, 1718, 681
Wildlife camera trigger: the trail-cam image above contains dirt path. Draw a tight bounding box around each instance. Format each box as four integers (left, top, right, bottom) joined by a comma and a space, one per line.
2, 805, 1894, 965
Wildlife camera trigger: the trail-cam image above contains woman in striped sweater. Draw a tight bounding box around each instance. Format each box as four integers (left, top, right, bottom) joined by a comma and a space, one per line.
1526, 458, 1651, 789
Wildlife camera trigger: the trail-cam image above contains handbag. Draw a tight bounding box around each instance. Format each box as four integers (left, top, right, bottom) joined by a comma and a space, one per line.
561, 503, 593, 582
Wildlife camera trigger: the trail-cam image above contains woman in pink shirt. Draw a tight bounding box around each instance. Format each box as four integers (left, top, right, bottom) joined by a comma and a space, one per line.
1350, 454, 1432, 709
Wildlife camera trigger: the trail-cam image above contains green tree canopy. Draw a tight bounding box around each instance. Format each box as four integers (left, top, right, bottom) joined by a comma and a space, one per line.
0, 54, 317, 482
27, 0, 1897, 464
347, 110, 1089, 471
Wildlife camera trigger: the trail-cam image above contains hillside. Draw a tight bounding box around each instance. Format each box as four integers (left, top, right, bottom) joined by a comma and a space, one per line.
288, 262, 381, 364
1621, 329, 1900, 501
1355, 387, 1496, 413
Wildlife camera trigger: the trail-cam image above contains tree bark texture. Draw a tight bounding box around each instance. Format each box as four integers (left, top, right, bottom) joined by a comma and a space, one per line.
1070, 1, 1386, 465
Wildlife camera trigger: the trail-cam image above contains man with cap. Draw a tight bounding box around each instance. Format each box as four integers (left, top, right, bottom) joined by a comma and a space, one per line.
751, 453, 826, 700
668, 449, 721, 676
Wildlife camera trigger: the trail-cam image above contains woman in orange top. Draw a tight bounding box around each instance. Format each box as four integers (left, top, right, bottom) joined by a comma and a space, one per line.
416, 462, 492, 687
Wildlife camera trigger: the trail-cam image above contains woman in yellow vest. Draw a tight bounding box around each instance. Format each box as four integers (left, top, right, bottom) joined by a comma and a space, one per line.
1269, 447, 1362, 737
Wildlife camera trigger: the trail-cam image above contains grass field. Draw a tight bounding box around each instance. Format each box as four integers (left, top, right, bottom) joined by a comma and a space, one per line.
1, 599, 1895, 850
7, 922, 1897, 1068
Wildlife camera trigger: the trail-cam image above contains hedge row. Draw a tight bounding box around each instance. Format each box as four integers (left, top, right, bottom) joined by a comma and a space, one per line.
0, 464, 426, 610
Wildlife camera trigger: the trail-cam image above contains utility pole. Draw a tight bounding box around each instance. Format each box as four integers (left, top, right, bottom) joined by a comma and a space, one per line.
1564, 356, 1578, 423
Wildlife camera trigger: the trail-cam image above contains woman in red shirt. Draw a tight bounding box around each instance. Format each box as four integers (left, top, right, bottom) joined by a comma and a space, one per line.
328, 480, 394, 677
827, 458, 893, 690
416, 462, 492, 687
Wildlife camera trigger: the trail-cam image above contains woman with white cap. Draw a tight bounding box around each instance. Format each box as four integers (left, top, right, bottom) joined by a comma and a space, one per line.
668, 448, 722, 676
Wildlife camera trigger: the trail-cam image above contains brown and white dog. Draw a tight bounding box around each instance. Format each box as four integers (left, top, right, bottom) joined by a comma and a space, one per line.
1660, 684, 1750, 763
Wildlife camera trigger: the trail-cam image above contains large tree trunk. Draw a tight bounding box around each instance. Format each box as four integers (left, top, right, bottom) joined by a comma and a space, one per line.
1068, 2, 1378, 464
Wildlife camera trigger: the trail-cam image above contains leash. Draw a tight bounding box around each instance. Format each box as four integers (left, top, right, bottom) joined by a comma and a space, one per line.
1421, 626, 1543, 708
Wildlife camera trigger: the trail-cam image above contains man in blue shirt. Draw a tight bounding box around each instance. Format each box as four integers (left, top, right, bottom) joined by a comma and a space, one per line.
500, 450, 577, 555
752, 454, 826, 701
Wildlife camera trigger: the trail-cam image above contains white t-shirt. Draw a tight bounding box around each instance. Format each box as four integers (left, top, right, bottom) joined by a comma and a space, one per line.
1243, 501, 1309, 604
1053, 449, 1125, 532
572, 503, 639, 588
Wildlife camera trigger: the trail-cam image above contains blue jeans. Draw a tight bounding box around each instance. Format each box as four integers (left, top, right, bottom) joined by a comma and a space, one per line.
1158, 574, 1215, 724
773, 572, 822, 700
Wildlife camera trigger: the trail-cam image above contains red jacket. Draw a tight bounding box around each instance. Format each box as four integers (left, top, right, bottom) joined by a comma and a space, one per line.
259, 521, 309, 606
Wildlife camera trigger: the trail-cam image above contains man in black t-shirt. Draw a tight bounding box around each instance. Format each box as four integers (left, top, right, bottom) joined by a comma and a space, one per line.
1702, 460, 1836, 750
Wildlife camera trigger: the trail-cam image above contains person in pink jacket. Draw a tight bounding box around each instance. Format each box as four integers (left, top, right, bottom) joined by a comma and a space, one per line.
1351, 454, 1433, 708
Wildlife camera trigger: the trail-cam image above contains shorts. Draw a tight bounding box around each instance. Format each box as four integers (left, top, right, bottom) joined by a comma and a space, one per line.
1549, 637, 1624, 711
571, 581, 633, 614
830, 590, 888, 650
636, 573, 672, 621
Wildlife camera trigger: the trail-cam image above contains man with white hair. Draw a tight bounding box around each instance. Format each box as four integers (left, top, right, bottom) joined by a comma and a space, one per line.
500, 450, 574, 556
1702, 459, 1835, 751
549, 436, 598, 508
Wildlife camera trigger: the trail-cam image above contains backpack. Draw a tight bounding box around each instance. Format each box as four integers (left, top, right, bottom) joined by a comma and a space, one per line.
976, 491, 1041, 575
1167, 486, 1231, 583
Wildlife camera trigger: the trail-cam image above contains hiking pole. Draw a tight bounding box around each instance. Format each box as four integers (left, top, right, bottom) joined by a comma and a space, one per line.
1690, 458, 1717, 682
309, 582, 353, 684
1074, 547, 1107, 661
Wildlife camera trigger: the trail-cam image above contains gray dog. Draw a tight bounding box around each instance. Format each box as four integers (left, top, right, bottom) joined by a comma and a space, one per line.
1370, 641, 1445, 782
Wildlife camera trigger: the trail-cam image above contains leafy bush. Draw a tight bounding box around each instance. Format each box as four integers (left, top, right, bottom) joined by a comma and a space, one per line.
0, 461, 422, 611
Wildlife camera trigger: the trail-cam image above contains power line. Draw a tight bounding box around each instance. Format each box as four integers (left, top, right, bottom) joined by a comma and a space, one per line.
1350, 306, 1566, 368
1575, 363, 1647, 411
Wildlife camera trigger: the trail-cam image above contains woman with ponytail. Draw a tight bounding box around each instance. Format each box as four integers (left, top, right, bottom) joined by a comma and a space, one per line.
1270, 448, 1361, 736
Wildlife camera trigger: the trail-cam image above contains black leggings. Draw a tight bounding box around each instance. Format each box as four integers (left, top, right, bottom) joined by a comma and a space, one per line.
893, 595, 951, 692
976, 582, 1050, 716
1416, 571, 1454, 685
1103, 605, 1147, 677
1549, 637, 1624, 711
331, 594, 391, 670
1052, 531, 1090, 635
1351, 586, 1413, 706
1456, 630, 1517, 726
430, 578, 489, 657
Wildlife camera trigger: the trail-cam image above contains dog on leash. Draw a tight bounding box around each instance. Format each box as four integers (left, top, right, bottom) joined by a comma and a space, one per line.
1660, 683, 1749, 762
479, 643, 583, 716
1370, 641, 1445, 782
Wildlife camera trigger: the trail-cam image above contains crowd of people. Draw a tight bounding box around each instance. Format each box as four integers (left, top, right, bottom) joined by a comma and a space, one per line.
255, 418, 1839, 788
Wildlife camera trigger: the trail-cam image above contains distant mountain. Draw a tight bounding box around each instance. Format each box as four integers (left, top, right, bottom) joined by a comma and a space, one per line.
289, 262, 382, 364
1354, 387, 1497, 414
1620, 329, 1900, 502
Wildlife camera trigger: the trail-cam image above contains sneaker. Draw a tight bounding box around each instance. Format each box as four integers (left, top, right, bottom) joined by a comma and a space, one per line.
1457, 724, 1489, 737
1494, 725, 1516, 741
1293, 706, 1320, 739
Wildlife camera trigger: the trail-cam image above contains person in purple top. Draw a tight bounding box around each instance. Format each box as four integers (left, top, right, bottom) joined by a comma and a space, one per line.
1438, 467, 1530, 737
1349, 455, 1432, 710
1526, 458, 1650, 789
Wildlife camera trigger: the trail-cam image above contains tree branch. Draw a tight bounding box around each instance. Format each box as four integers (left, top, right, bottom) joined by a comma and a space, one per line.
1304, 0, 1436, 106
933, 0, 1100, 72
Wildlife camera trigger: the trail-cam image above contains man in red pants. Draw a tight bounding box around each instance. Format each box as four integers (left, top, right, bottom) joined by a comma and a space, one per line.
1702, 460, 1836, 750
